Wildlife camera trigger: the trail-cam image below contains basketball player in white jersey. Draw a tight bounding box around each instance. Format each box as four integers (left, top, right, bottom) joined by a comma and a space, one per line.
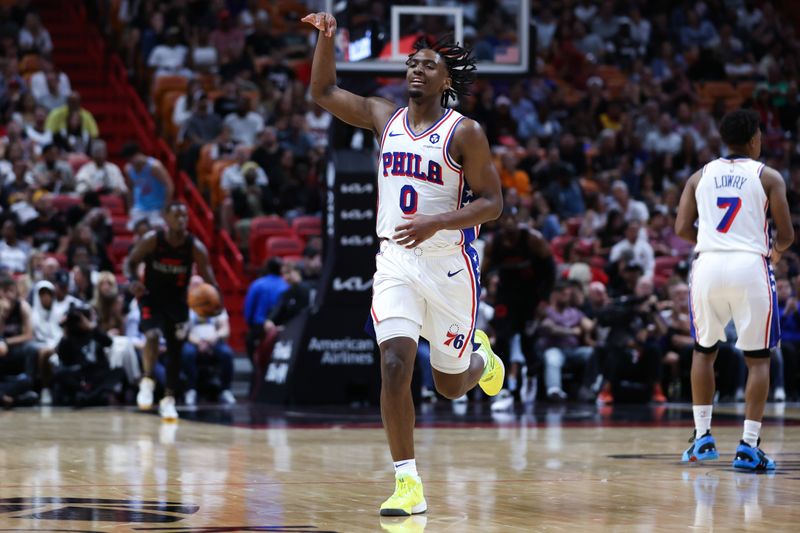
303, 12, 505, 515
675, 109, 793, 471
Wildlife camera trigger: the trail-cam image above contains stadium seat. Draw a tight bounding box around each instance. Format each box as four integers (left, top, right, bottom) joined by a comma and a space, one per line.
248, 216, 293, 266
152, 75, 188, 123
19, 54, 41, 75
291, 215, 322, 239
550, 235, 573, 259
565, 217, 582, 237
264, 236, 305, 260
160, 89, 184, 142
207, 159, 236, 209
107, 235, 134, 270
196, 143, 215, 185
655, 256, 682, 278
111, 215, 132, 235
100, 194, 126, 216
67, 153, 90, 174
51, 194, 81, 212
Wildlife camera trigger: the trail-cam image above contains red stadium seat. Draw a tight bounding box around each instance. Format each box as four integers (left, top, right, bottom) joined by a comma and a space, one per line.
100, 194, 126, 216
51, 195, 81, 212
264, 236, 305, 260
107, 236, 134, 271
67, 153, 90, 174
249, 216, 293, 266
655, 256, 682, 278
111, 215, 132, 236
550, 235, 574, 259
291, 215, 322, 239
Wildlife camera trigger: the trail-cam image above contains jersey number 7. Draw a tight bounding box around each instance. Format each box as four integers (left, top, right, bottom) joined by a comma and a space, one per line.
716, 197, 742, 233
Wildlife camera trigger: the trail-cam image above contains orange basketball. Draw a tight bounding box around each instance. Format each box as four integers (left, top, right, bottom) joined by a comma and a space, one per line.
188, 283, 221, 317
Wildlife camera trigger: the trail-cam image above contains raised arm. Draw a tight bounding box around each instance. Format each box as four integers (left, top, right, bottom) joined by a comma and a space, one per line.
675, 171, 700, 244
762, 166, 795, 261
394, 119, 503, 248
302, 12, 395, 135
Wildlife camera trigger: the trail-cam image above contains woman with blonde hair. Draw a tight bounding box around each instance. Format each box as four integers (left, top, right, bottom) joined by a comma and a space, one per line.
91, 271, 141, 385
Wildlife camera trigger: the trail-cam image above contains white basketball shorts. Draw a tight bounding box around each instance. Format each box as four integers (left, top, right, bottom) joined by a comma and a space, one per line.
371, 241, 480, 373
689, 251, 779, 353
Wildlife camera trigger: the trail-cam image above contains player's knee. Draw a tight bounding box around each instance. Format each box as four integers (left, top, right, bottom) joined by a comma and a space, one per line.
381, 352, 412, 388
434, 379, 464, 400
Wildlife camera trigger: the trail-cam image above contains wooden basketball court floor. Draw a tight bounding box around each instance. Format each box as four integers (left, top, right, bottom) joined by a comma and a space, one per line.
1, 402, 799, 532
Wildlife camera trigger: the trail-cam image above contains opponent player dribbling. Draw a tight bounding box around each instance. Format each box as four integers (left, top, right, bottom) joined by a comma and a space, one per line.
303, 12, 506, 515
675, 109, 794, 470
128, 202, 219, 421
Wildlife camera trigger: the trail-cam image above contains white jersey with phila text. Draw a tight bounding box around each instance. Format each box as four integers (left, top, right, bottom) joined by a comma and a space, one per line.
376, 107, 478, 252
695, 156, 769, 256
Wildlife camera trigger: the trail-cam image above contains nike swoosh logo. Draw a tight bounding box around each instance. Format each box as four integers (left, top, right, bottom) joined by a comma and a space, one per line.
395, 461, 409, 468
447, 269, 464, 277
388, 132, 403, 137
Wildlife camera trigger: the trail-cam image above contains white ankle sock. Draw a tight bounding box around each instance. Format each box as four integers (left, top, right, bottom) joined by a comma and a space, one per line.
393, 459, 418, 477
743, 419, 761, 447
693, 405, 713, 435
473, 349, 490, 378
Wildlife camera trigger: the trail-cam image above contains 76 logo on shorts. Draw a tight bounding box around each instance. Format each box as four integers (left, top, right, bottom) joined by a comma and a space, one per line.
444, 331, 466, 350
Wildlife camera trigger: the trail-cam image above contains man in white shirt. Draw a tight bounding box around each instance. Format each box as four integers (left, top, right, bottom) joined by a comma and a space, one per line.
223, 96, 265, 145
608, 180, 649, 223
0, 220, 31, 274
29, 59, 71, 104
75, 140, 128, 196
18, 13, 52, 55
304, 103, 331, 149
181, 277, 236, 406
220, 151, 269, 234
645, 114, 682, 156
609, 220, 655, 278
147, 27, 191, 78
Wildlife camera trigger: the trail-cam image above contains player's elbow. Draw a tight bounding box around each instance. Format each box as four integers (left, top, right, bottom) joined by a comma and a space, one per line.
487, 193, 503, 221
309, 84, 335, 105
777, 226, 795, 251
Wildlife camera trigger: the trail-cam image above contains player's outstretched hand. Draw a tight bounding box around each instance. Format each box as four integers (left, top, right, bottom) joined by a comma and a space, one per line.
394, 214, 441, 249
301, 12, 337, 38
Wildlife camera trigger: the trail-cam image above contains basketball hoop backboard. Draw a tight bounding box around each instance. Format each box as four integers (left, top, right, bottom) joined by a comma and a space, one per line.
326, 0, 530, 74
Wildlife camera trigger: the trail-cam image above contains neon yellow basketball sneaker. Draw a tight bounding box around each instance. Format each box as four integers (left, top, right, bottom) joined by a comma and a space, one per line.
474, 329, 505, 396
379, 473, 427, 516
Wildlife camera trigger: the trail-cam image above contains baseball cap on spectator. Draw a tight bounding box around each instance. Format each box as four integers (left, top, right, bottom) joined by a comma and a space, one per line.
495, 95, 511, 107
54, 270, 70, 288
37, 281, 55, 294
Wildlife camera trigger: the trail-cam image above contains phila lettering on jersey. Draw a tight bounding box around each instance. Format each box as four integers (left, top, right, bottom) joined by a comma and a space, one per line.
695, 156, 769, 256
376, 107, 479, 252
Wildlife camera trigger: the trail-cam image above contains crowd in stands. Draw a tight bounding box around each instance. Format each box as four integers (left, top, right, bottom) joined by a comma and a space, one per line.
0, 2, 242, 409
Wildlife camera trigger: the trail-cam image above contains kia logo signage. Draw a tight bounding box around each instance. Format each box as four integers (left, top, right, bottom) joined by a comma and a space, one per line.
332, 276, 373, 292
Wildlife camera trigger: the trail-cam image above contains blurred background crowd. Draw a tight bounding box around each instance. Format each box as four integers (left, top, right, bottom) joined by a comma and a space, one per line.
0, 0, 798, 409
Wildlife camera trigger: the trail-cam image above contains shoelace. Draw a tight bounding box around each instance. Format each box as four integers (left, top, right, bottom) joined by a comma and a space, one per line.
393, 477, 413, 499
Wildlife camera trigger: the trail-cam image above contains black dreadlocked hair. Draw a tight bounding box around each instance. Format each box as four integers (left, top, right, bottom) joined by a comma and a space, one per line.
409, 34, 477, 108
